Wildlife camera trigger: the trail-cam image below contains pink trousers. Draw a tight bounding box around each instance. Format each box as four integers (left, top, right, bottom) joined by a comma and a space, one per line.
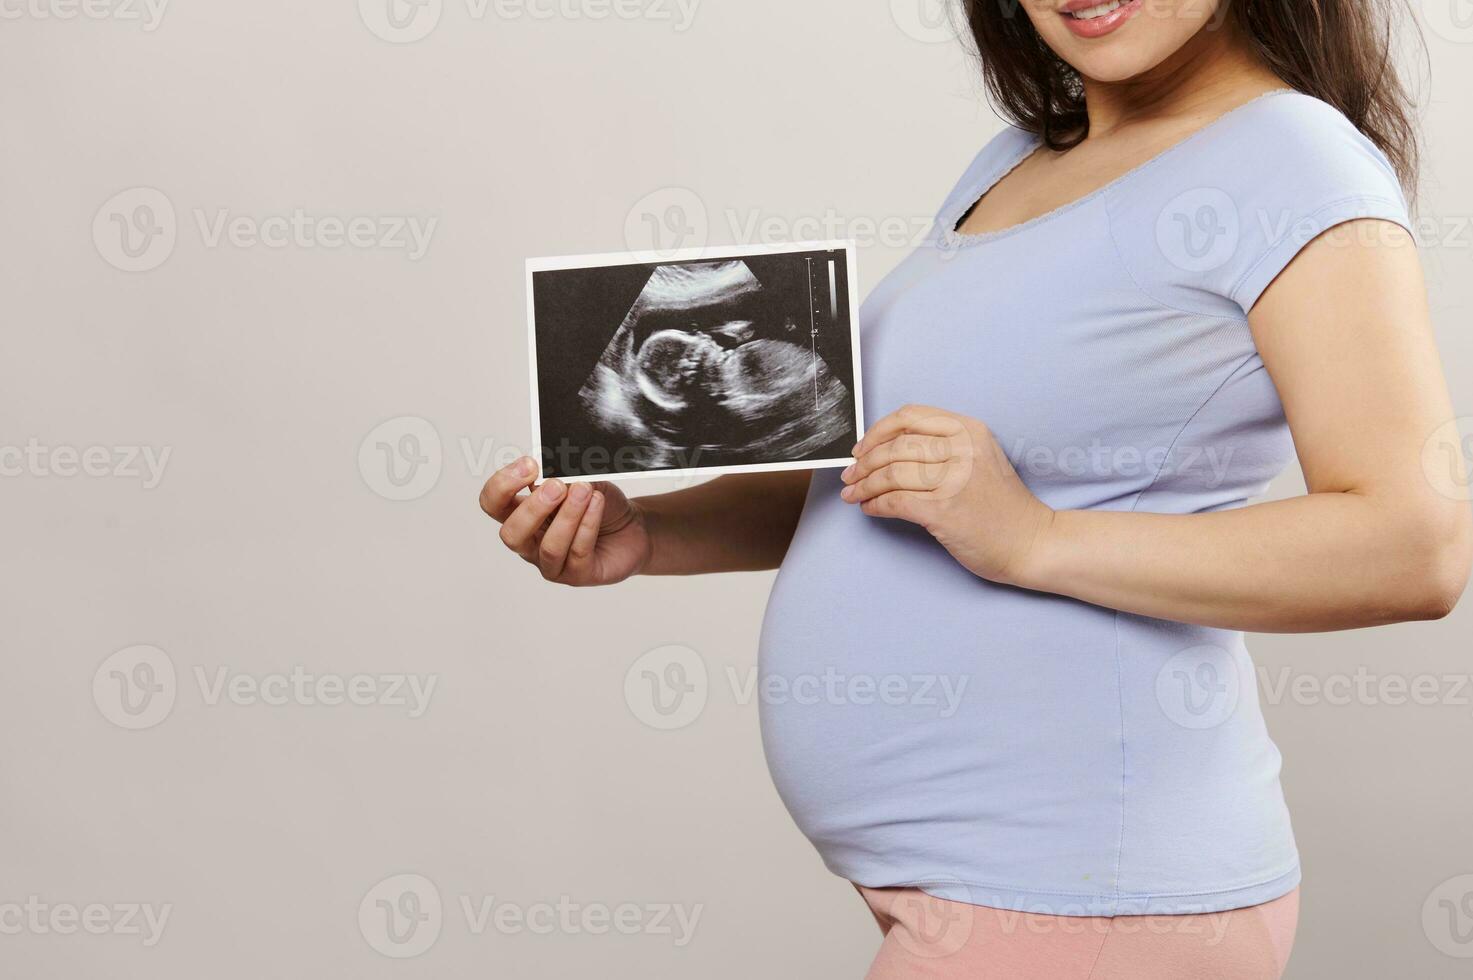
855, 885, 1298, 979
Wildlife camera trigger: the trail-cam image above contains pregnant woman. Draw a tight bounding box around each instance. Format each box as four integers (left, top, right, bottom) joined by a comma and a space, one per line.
482, 0, 1470, 976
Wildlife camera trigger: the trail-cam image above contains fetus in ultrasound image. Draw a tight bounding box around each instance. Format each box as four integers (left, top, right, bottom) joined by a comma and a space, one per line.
529, 248, 860, 479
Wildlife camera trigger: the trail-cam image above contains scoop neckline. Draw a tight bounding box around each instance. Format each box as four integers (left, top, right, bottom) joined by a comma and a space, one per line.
938, 88, 1298, 249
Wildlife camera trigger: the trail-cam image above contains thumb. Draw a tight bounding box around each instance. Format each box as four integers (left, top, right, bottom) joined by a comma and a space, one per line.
592, 481, 633, 526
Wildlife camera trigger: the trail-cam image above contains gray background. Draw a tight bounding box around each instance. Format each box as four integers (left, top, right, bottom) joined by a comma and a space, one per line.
2, 0, 1471, 976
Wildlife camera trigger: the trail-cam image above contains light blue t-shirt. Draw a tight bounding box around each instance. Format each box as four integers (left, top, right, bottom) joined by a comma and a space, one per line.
758, 91, 1412, 916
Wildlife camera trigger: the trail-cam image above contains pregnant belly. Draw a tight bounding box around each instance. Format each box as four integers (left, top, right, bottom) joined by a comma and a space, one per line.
757, 471, 1129, 880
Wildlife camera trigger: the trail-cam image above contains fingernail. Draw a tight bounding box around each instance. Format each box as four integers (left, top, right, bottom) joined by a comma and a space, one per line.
539, 479, 565, 502
841, 464, 855, 481
517, 457, 535, 476
850, 444, 862, 456
569, 482, 590, 502
840, 486, 855, 502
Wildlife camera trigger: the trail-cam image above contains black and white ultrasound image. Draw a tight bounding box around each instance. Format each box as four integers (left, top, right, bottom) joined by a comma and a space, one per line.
531, 249, 859, 479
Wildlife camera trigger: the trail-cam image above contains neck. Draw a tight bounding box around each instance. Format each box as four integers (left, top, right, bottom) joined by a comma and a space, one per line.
1080, 22, 1282, 138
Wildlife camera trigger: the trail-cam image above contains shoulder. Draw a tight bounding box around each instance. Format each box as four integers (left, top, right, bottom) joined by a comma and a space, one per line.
1106, 91, 1412, 317
1207, 90, 1405, 194
934, 124, 1040, 224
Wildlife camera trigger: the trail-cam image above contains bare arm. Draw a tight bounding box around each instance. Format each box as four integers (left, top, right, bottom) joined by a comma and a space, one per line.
843, 221, 1472, 632
1022, 222, 1472, 630
637, 469, 811, 575
480, 461, 810, 584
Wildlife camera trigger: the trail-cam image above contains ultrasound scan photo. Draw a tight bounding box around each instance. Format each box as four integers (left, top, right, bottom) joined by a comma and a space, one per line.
526, 243, 862, 481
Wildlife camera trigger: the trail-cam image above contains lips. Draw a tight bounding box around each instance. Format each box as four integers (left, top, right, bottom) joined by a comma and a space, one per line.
1059, 0, 1144, 39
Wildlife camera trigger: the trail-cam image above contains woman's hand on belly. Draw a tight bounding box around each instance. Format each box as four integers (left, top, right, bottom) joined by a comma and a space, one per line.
840, 404, 1055, 586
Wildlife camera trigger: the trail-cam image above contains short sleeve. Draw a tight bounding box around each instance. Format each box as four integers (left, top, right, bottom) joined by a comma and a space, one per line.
1105, 92, 1413, 318
930, 125, 1040, 245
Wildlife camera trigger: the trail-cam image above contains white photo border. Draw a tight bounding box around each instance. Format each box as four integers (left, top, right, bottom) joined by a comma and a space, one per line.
524, 239, 865, 485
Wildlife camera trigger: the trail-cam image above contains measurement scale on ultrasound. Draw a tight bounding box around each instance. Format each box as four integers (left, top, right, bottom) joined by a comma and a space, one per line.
804, 255, 839, 410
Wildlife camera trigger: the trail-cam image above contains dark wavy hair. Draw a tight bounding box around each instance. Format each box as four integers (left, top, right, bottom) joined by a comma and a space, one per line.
962, 0, 1423, 192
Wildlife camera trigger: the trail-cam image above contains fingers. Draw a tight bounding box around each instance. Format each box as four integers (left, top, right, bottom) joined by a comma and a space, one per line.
843, 433, 951, 485
852, 404, 958, 456
536, 482, 595, 580
842, 461, 946, 503
498, 477, 569, 560
480, 457, 539, 522
561, 489, 606, 581
859, 490, 924, 521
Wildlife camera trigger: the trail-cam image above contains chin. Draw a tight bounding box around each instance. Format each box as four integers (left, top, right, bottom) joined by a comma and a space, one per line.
1069, 48, 1170, 83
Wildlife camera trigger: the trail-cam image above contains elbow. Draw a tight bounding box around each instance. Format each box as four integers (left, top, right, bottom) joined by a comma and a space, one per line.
1399, 513, 1473, 622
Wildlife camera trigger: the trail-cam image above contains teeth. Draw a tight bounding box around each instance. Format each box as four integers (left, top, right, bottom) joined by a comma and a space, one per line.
1071, 0, 1122, 19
